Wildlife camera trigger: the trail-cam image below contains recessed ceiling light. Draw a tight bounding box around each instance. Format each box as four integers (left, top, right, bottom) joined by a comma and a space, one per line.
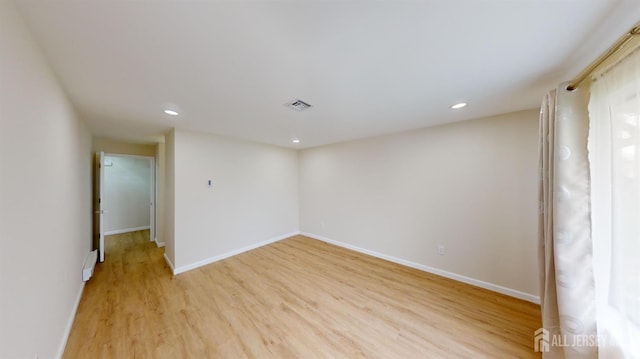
292, 138, 301, 144
164, 109, 179, 116
450, 102, 467, 109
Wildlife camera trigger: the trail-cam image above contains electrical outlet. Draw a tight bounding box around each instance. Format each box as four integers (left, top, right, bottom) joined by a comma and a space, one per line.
437, 245, 445, 255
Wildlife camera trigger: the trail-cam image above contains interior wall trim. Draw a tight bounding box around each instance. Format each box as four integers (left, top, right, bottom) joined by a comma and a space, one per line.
154, 238, 165, 248
171, 231, 300, 275
56, 282, 85, 359
163, 252, 175, 274
104, 226, 151, 236
301, 232, 541, 304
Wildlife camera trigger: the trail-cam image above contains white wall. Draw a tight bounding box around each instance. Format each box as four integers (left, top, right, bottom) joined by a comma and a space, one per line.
104, 155, 151, 233
170, 128, 299, 271
93, 137, 156, 157
164, 129, 176, 268
0, 1, 92, 357
299, 110, 540, 301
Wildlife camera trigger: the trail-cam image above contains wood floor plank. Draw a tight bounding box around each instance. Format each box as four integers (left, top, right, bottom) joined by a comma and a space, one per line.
63, 232, 541, 358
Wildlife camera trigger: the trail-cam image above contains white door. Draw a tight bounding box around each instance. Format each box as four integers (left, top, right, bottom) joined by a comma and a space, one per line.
94, 152, 106, 262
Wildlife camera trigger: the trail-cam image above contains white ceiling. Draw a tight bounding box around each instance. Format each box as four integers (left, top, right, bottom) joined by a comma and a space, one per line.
14, 0, 640, 148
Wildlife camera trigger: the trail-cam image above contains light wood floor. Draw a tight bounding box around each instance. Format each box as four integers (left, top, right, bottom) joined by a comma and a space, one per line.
63, 231, 541, 358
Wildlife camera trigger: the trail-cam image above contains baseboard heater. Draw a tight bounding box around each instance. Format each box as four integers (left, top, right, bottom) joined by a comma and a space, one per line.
82, 250, 98, 282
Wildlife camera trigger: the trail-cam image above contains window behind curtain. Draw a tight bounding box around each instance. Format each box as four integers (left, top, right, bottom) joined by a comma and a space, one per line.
610, 98, 640, 326
589, 47, 640, 357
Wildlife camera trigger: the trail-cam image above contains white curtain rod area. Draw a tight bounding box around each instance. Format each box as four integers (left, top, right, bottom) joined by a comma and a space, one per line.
567, 23, 640, 91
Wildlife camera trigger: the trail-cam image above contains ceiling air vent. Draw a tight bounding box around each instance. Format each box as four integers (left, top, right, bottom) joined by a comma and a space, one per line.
285, 99, 312, 112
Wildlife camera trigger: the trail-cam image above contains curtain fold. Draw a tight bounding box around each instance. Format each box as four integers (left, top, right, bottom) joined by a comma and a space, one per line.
539, 84, 598, 359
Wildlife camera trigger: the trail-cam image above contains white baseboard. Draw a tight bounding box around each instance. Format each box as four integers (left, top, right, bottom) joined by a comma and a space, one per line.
104, 226, 150, 236
154, 237, 165, 248
163, 253, 175, 274
300, 232, 540, 304
172, 231, 299, 275
56, 282, 85, 359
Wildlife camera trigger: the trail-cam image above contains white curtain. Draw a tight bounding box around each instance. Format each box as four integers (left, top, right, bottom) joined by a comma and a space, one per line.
589, 48, 640, 358
539, 84, 598, 358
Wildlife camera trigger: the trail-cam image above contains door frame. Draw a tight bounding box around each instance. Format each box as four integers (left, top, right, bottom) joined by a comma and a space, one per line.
95, 152, 105, 262
101, 153, 156, 244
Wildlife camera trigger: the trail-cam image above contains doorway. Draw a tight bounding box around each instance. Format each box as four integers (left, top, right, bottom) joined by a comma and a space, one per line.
95, 152, 156, 262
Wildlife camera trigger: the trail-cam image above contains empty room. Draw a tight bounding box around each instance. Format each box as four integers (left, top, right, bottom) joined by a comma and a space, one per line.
2, 0, 640, 358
